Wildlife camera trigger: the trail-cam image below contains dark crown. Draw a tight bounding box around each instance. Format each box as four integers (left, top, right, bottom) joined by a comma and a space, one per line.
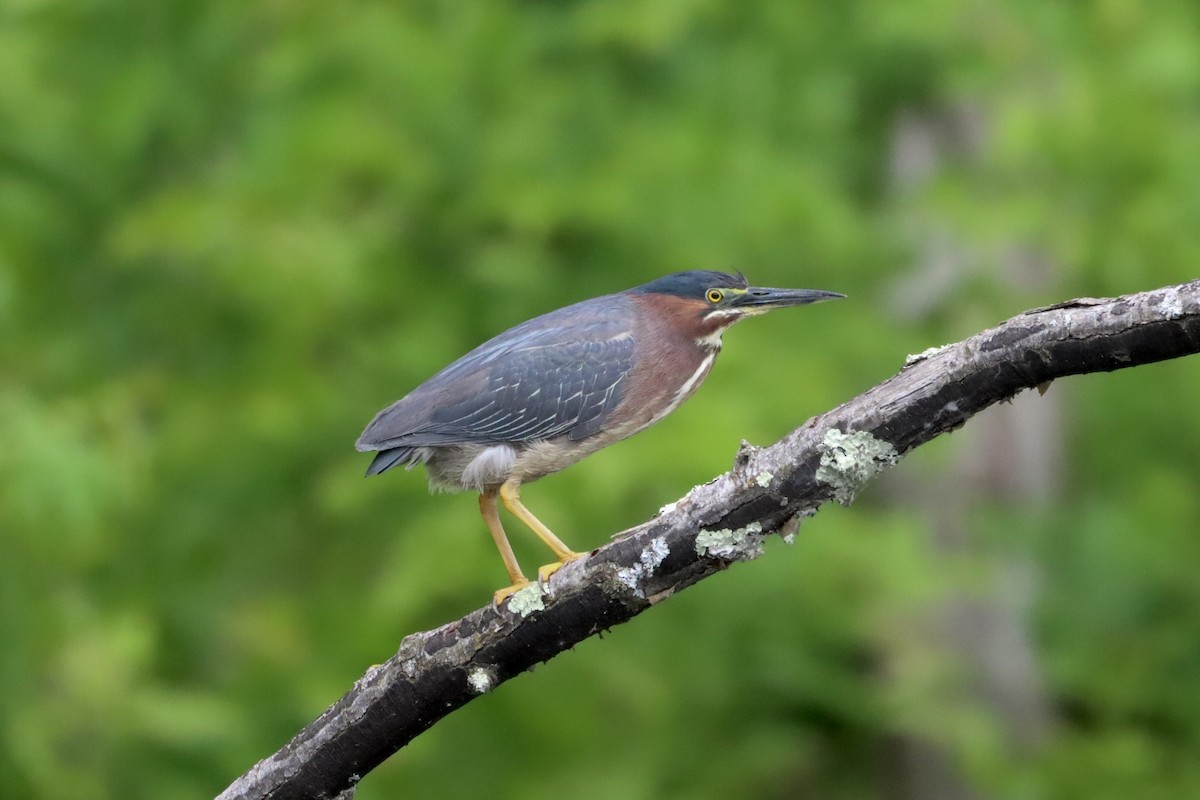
630, 270, 748, 298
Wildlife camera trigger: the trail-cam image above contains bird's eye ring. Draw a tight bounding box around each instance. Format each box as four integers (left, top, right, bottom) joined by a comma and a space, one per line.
706, 288, 724, 304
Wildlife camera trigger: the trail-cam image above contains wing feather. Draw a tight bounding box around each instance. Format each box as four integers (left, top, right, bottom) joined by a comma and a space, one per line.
357, 297, 636, 451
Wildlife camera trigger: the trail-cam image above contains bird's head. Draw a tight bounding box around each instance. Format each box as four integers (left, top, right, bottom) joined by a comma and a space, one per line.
630, 270, 844, 349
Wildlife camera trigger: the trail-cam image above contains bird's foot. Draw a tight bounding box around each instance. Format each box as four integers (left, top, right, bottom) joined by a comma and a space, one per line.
537, 551, 585, 585
493, 579, 534, 607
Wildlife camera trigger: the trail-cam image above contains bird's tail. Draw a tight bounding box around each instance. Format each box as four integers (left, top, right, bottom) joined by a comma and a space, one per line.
365, 447, 419, 476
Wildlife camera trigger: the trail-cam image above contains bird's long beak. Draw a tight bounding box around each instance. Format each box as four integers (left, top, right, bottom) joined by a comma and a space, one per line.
732, 286, 846, 311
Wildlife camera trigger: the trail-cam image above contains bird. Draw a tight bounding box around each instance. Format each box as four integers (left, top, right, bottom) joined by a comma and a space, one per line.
357, 270, 844, 604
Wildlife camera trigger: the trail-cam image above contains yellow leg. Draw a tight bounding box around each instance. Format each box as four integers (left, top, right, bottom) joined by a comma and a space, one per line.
480, 488, 531, 604
499, 479, 584, 582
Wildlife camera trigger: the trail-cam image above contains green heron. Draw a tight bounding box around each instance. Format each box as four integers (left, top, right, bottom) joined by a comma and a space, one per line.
358, 271, 843, 604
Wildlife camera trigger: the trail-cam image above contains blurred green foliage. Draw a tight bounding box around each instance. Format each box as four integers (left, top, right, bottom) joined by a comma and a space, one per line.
2, 1, 1199, 798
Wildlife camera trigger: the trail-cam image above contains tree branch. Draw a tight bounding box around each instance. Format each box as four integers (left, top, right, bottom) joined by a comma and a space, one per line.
218, 280, 1200, 800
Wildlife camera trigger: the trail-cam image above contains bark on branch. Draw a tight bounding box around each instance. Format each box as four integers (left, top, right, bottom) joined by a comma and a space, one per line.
218, 280, 1200, 800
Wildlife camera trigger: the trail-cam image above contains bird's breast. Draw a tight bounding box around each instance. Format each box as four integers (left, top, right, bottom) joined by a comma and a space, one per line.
644, 350, 716, 428
603, 325, 720, 441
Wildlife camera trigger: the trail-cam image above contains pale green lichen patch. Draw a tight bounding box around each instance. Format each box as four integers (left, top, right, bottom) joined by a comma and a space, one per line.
1158, 291, 1185, 319
816, 429, 900, 506
695, 521, 764, 561
507, 583, 546, 617
616, 537, 670, 598
755, 471, 774, 488
467, 666, 495, 694
905, 344, 950, 366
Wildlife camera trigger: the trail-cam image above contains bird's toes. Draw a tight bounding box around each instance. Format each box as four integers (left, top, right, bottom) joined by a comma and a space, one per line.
493, 579, 533, 608
536, 552, 584, 585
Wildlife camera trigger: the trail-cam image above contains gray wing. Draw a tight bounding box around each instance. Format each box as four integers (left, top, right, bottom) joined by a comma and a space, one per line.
357, 301, 634, 450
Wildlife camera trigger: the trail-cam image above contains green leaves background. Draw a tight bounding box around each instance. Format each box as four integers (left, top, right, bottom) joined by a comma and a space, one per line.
2, 1, 1199, 797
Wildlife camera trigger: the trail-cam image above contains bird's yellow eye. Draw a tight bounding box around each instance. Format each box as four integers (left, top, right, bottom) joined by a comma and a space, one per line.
706, 288, 724, 304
